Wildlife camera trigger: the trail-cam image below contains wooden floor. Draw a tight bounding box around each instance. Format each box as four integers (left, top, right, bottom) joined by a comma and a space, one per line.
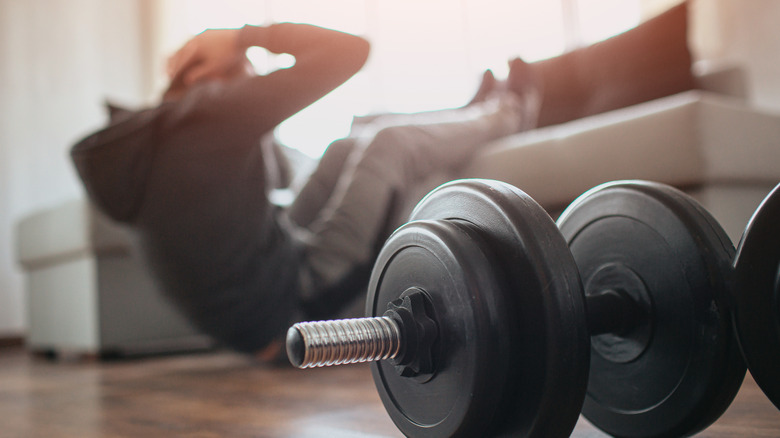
1, 347, 778, 437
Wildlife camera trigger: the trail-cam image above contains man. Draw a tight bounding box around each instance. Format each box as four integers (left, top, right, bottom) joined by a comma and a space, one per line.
71, 22, 537, 357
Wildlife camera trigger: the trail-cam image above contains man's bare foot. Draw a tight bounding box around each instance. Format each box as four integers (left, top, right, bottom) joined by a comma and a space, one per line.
467, 69, 499, 106
507, 58, 543, 131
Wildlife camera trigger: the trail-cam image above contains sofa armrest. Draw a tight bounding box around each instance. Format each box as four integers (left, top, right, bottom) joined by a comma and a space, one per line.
694, 62, 749, 99
697, 94, 780, 184
16, 199, 133, 269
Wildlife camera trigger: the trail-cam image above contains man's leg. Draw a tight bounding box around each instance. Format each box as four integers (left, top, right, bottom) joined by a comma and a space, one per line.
286, 106, 485, 230
287, 137, 360, 228
300, 94, 529, 311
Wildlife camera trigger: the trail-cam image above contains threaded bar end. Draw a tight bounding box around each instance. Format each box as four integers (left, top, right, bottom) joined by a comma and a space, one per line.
287, 317, 402, 369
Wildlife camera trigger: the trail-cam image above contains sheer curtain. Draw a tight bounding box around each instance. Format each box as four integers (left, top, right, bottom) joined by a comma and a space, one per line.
155, 0, 642, 157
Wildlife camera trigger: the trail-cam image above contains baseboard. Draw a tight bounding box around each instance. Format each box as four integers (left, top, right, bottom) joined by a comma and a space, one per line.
0, 335, 24, 349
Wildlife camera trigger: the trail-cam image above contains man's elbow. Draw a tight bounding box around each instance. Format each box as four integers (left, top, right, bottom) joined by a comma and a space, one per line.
347, 36, 371, 71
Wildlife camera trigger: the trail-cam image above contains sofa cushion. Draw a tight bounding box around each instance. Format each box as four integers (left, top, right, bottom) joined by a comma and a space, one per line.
462, 90, 780, 210
462, 91, 706, 209
532, 1, 695, 127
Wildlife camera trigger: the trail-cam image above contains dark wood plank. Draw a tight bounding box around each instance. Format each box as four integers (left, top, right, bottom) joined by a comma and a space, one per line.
0, 348, 777, 437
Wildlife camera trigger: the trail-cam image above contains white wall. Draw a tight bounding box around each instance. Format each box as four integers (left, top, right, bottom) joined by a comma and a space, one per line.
0, 0, 779, 336
0, 0, 150, 335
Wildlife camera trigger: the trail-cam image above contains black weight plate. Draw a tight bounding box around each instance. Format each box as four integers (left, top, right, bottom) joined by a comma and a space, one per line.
733, 183, 780, 409
366, 179, 588, 438
367, 219, 510, 438
558, 181, 746, 438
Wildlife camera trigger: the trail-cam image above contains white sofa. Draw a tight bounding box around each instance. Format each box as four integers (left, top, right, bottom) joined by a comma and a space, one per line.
16, 201, 214, 357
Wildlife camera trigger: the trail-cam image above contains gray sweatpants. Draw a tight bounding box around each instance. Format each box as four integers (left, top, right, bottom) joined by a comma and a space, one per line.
289, 96, 526, 308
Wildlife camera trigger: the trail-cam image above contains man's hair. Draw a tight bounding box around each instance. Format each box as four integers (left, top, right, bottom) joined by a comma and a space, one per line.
162, 70, 189, 102
162, 56, 255, 102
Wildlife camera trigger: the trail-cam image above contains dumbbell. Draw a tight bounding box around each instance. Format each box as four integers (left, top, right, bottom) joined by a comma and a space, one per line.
286, 179, 775, 437
731, 183, 780, 411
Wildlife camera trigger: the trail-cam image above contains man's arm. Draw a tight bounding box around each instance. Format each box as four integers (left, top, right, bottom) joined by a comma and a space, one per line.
170, 23, 370, 134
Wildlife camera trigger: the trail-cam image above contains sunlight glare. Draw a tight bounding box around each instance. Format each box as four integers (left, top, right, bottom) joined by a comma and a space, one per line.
577, 0, 641, 45
168, 0, 644, 157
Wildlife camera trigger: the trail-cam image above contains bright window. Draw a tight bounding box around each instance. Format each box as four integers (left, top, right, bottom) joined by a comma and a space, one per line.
574, 0, 641, 45
159, 0, 640, 157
